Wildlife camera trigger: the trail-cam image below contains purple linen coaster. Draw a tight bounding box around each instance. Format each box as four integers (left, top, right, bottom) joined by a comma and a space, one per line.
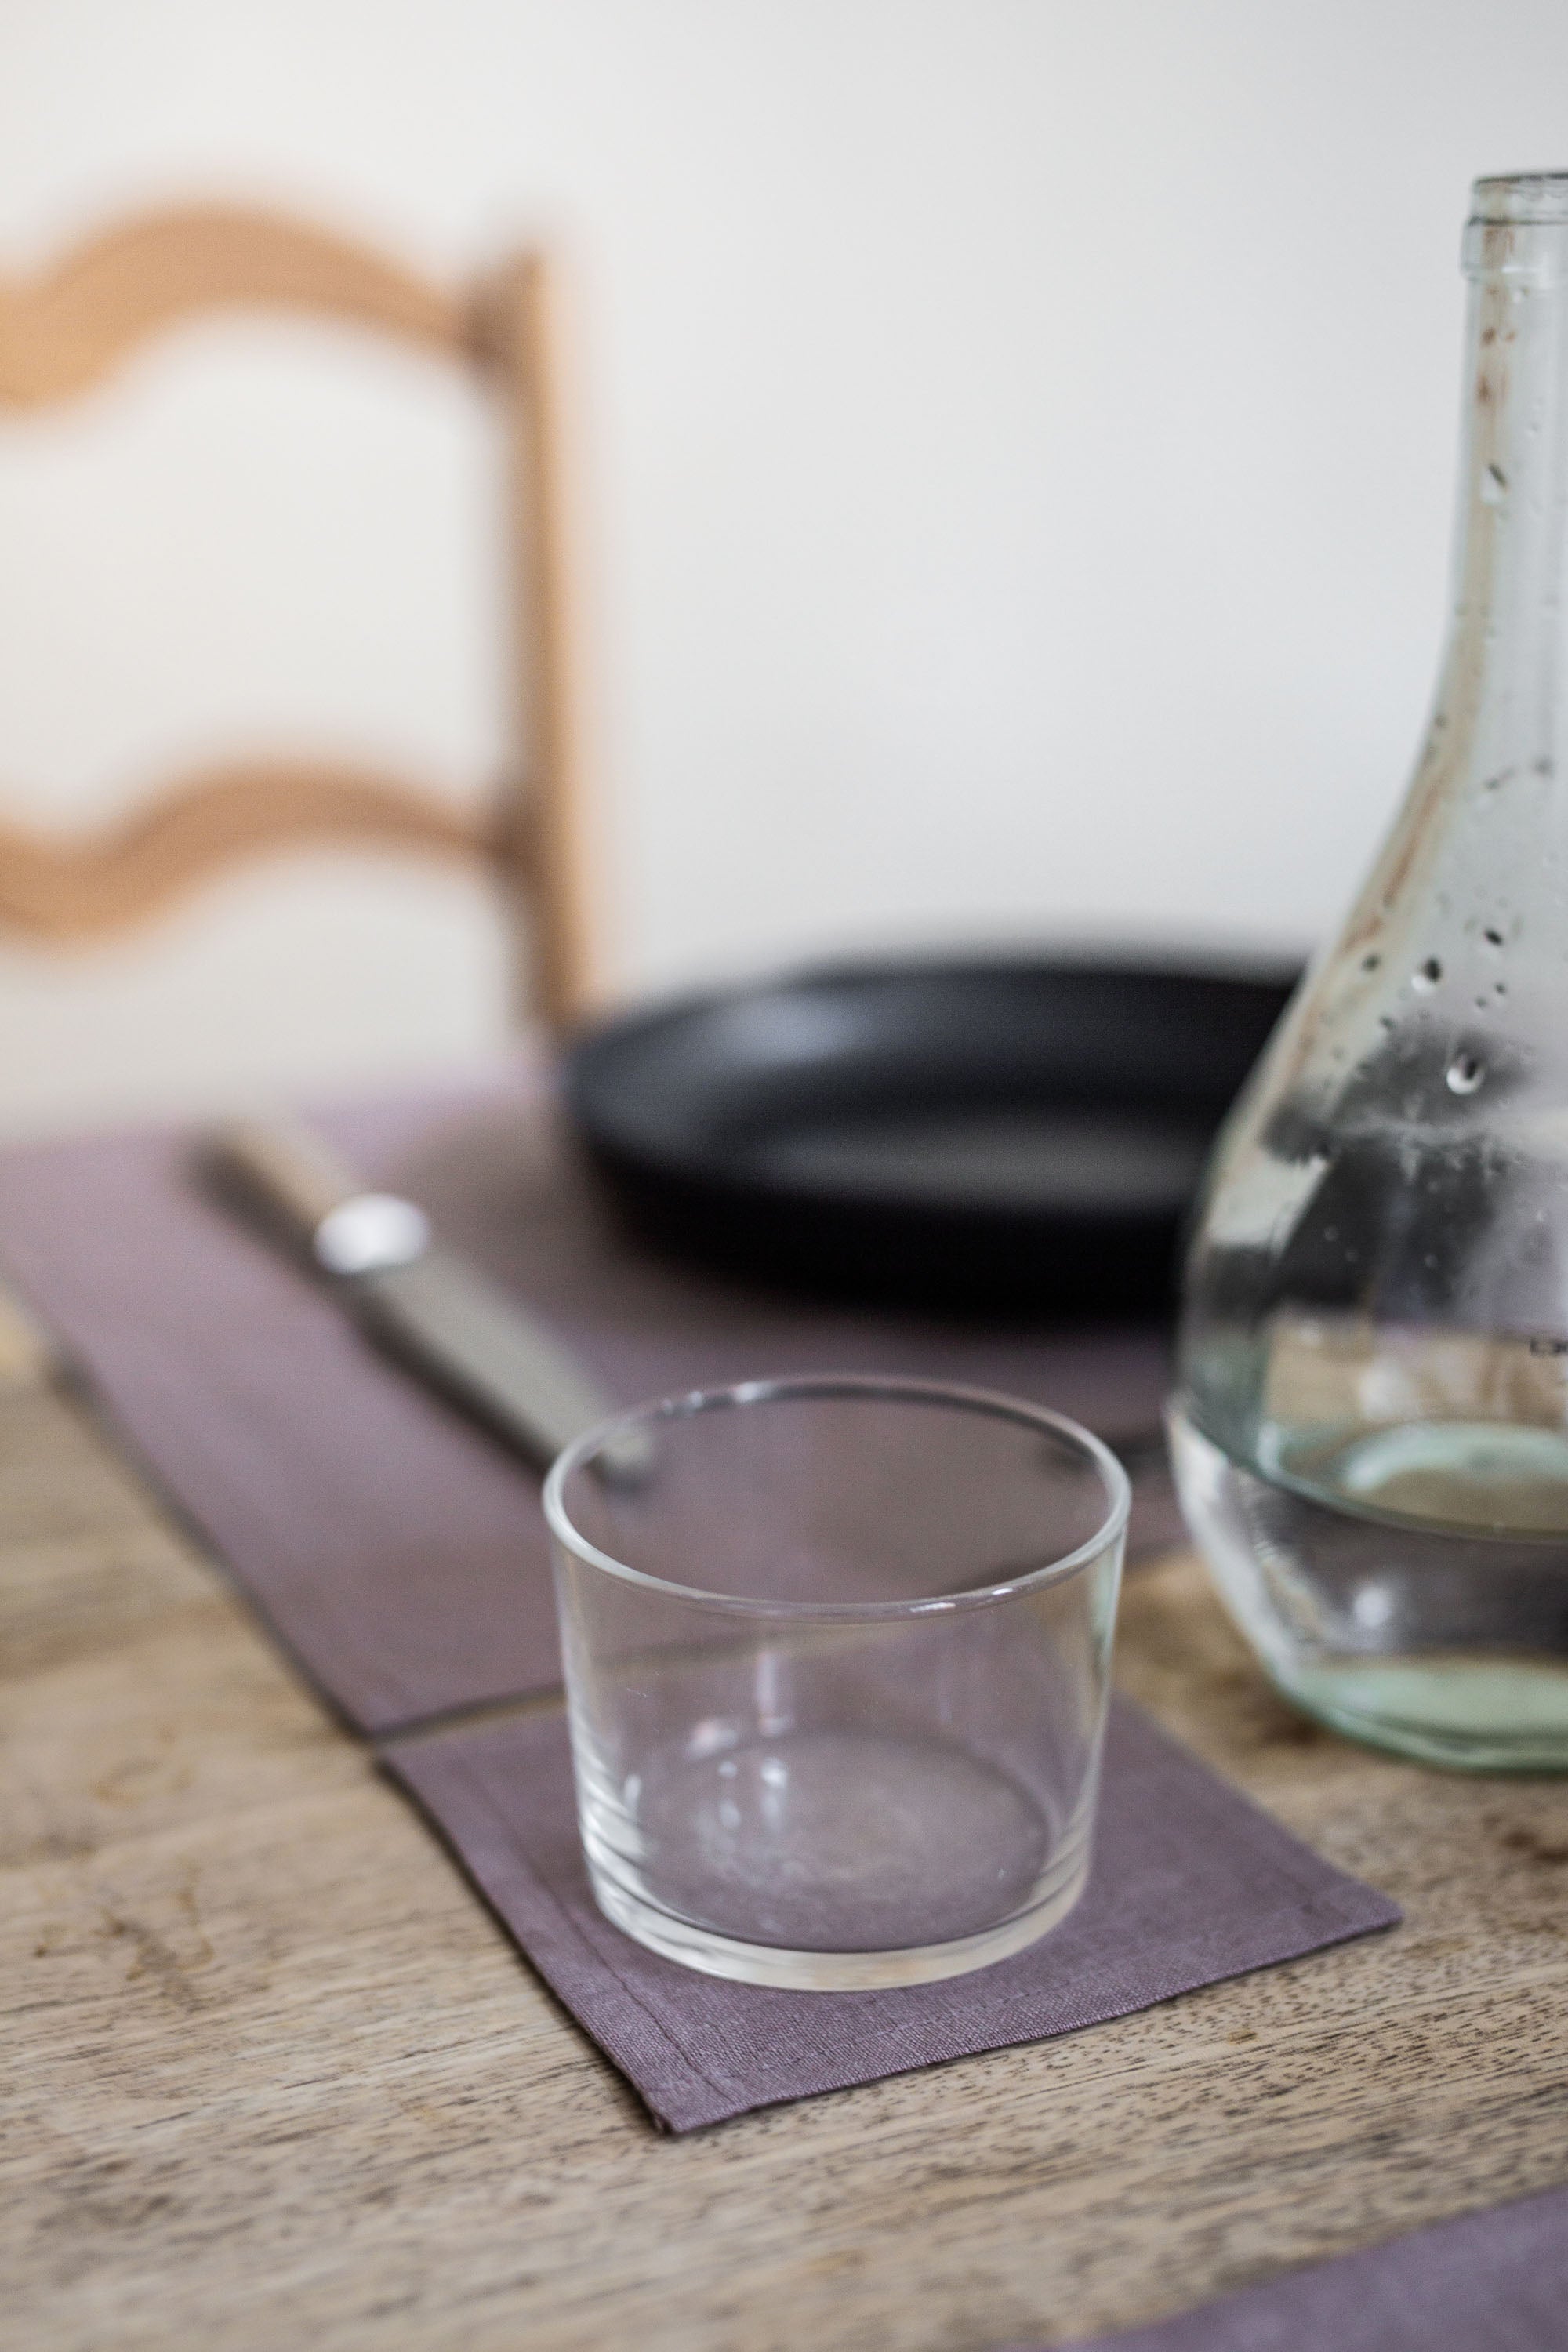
1025, 2180, 1568, 2352
0, 1080, 1184, 1734
381, 1695, 1400, 2132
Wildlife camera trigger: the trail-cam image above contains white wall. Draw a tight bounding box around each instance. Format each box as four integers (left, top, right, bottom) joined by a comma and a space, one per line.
1, 0, 1565, 1131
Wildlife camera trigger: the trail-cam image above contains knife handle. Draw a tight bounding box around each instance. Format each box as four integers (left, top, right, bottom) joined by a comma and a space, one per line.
210, 1120, 364, 1243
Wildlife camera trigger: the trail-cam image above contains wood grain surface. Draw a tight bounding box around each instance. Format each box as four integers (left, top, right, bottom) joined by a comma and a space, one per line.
4, 1376, 1568, 2351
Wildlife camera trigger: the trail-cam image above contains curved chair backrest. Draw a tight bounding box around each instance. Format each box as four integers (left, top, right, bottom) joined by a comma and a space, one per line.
0, 203, 601, 1031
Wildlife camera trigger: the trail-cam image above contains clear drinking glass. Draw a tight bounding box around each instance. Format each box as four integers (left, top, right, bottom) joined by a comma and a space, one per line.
544, 1377, 1128, 1990
1173, 174, 1568, 1771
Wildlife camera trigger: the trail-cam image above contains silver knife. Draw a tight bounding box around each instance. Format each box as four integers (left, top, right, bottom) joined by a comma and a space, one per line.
208, 1119, 616, 1472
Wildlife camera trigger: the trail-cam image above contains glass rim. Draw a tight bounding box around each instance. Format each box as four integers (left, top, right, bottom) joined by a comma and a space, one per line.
542, 1373, 1132, 1621
1471, 172, 1568, 227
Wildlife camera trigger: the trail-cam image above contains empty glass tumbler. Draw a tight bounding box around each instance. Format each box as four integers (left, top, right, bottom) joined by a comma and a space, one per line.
1173, 174, 1568, 1771
544, 1377, 1128, 1989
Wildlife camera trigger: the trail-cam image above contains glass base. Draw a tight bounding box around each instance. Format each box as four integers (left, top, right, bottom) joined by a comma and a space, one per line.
1274, 1657, 1568, 1773
585, 1839, 1091, 1990
576, 1720, 1097, 1987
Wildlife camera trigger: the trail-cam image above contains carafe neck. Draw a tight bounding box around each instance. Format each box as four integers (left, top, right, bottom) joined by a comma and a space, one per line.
1444, 178, 1568, 781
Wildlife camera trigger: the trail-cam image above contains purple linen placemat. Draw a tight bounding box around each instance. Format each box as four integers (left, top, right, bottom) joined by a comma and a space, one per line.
1022, 2179, 1568, 2352
0, 1079, 1185, 1734
381, 1696, 1399, 2132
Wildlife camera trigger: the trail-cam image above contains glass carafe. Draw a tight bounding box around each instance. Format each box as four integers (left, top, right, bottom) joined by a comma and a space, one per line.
1171, 173, 1568, 1770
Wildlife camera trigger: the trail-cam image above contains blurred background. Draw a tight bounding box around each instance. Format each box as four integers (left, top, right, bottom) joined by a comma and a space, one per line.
1, 0, 1565, 1137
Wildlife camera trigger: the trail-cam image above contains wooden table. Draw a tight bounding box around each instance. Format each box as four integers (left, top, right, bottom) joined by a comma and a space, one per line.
5, 1369, 1568, 2352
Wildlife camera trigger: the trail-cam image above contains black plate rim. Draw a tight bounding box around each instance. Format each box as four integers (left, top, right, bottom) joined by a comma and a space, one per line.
564, 946, 1300, 1210
560, 947, 1301, 1315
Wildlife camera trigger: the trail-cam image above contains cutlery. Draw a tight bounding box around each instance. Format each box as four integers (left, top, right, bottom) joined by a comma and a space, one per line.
208, 1119, 616, 1472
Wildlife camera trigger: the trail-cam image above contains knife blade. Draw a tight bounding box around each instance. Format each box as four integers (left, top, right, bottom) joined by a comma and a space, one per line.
207, 1118, 616, 1472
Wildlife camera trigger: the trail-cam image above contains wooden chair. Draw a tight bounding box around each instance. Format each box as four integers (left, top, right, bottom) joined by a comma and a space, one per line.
0, 203, 601, 1032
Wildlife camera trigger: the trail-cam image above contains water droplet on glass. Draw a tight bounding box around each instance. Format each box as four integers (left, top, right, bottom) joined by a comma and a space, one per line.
1361, 953, 1381, 971
1447, 1052, 1484, 1095
1414, 958, 1443, 990
1484, 926, 1504, 946
1481, 463, 1508, 505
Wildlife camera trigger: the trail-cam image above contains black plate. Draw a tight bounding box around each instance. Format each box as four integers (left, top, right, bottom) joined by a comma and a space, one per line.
564, 954, 1298, 1318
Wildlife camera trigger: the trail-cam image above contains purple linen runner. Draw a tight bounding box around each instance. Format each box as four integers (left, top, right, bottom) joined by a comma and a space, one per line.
1025, 2179, 1568, 2352
0, 1076, 1399, 2135
0, 1080, 1184, 1733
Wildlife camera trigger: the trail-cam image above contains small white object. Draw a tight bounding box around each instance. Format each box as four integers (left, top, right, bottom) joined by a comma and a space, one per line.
313, 1193, 431, 1276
